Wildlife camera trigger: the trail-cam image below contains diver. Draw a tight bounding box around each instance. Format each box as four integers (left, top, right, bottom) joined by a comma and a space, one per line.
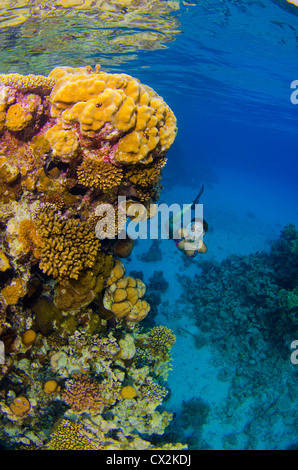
168, 184, 209, 258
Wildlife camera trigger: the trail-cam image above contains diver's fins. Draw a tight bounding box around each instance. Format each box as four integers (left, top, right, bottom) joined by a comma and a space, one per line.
191, 184, 204, 209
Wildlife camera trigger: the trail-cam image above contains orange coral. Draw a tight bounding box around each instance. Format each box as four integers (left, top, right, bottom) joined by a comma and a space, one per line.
9, 396, 31, 417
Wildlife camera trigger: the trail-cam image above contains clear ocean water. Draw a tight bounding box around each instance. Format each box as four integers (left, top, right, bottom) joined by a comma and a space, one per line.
0, 0, 297, 451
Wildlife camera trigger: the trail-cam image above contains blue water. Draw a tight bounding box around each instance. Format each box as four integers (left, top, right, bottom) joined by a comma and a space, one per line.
1, 0, 298, 451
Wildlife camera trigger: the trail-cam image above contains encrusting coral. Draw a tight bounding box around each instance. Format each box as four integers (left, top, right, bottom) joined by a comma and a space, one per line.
0, 64, 181, 450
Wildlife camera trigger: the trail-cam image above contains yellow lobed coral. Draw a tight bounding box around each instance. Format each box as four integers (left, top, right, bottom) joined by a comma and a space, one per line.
77, 157, 123, 191
45, 123, 78, 162
48, 66, 177, 164
33, 204, 100, 281
5, 103, 33, 132
103, 260, 150, 323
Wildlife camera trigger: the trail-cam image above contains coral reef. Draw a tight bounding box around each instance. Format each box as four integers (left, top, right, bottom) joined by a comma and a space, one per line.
0, 64, 181, 450
170, 225, 298, 449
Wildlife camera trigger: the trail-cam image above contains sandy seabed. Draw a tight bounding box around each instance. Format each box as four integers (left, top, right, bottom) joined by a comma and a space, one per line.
124, 167, 298, 450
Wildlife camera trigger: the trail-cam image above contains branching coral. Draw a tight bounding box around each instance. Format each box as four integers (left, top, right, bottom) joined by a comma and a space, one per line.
33, 204, 100, 281
53, 251, 114, 313
48, 419, 98, 450
148, 325, 176, 353
0, 73, 56, 94
125, 157, 167, 187
62, 373, 105, 412
77, 157, 123, 191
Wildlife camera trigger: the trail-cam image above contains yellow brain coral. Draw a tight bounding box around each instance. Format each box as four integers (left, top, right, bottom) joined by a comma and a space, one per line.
48, 66, 177, 164
103, 260, 150, 323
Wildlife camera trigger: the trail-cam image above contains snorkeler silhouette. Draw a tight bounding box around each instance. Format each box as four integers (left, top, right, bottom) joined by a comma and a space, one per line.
168, 185, 209, 258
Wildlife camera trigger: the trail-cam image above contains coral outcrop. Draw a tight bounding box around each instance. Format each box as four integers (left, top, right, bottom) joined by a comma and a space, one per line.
0, 64, 180, 450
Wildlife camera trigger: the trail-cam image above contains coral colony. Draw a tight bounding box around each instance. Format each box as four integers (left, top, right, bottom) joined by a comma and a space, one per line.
0, 65, 186, 449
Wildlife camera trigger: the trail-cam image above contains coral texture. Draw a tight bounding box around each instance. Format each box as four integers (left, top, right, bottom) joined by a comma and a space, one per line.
0, 64, 180, 451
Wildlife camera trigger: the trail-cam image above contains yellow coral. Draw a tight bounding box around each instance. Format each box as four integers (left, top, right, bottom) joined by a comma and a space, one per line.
43, 380, 60, 394
22, 329, 36, 346
5, 103, 33, 131
0, 251, 10, 271
48, 66, 177, 164
33, 204, 100, 281
121, 385, 137, 399
149, 325, 176, 352
45, 123, 78, 162
1, 277, 26, 305
0, 73, 56, 94
77, 157, 123, 191
125, 157, 167, 187
53, 251, 113, 312
18, 219, 43, 259
103, 261, 150, 323
48, 419, 97, 450
0, 155, 19, 184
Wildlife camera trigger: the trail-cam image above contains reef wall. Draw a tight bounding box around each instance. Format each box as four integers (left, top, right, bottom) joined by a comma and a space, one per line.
0, 65, 183, 449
